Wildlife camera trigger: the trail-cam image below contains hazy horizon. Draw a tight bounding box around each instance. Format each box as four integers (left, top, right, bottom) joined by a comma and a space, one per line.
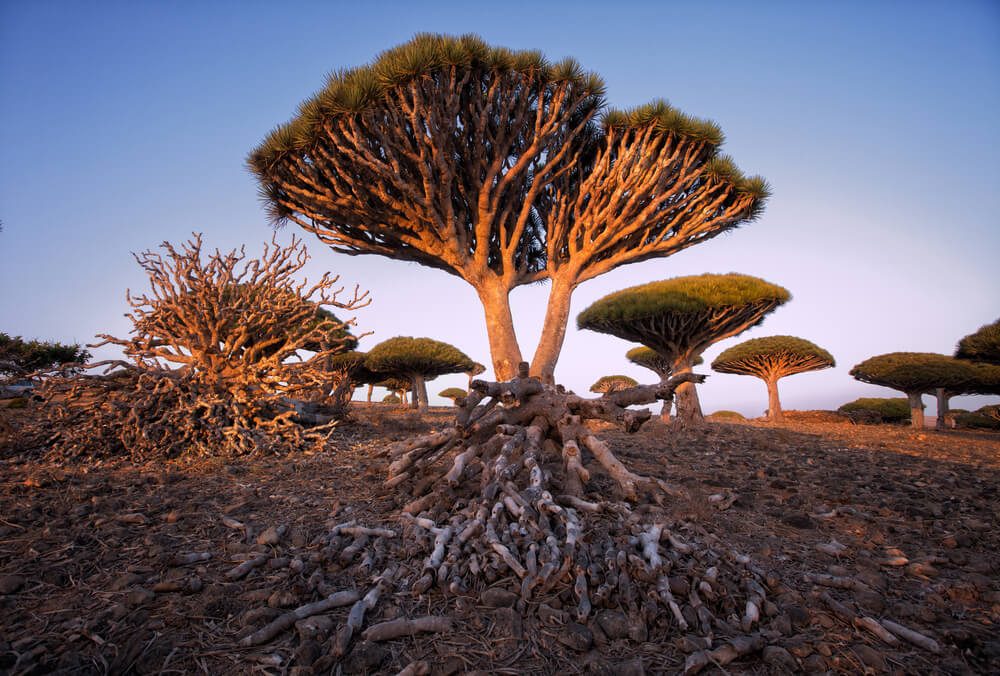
2, 1, 998, 416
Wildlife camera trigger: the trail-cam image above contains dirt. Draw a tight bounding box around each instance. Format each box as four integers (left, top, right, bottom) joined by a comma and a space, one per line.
0, 404, 997, 674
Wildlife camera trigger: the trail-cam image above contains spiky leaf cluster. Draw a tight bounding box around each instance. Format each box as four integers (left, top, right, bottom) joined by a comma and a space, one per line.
366, 336, 475, 380
578, 274, 789, 363
850, 353, 1000, 395
589, 374, 639, 394
956, 317, 1000, 365
250, 33, 768, 291
0, 333, 89, 377
712, 336, 834, 379
626, 346, 702, 377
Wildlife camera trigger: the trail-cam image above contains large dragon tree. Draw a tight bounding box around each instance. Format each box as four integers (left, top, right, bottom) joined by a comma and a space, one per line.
578, 274, 790, 426
626, 346, 703, 421
365, 337, 474, 411
249, 33, 768, 382
711, 336, 834, 423
850, 352, 998, 430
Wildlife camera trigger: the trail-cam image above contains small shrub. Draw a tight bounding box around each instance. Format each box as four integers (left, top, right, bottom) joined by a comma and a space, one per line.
838, 397, 910, 424
954, 408, 1000, 430
382, 394, 401, 404
707, 410, 746, 421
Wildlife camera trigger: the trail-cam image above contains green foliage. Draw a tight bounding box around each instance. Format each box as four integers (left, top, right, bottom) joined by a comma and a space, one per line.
589, 375, 638, 394
377, 376, 412, 393
603, 99, 724, 145
626, 346, 702, 376
707, 410, 745, 421
837, 397, 911, 423
954, 409, 1000, 430
250, 33, 606, 172
956, 317, 1000, 365
578, 274, 790, 328
712, 335, 834, 375
366, 336, 475, 379
850, 353, 997, 395
382, 394, 401, 404
0, 333, 90, 377
438, 387, 468, 401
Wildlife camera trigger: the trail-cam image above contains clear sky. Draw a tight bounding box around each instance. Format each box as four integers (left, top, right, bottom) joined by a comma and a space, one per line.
1, 1, 998, 415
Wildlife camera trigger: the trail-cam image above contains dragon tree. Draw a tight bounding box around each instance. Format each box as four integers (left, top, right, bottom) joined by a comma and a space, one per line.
626, 346, 703, 420
249, 33, 768, 382
578, 274, 790, 427
589, 374, 639, 394
956, 317, 1000, 365
365, 337, 474, 411
850, 352, 998, 430
711, 336, 834, 423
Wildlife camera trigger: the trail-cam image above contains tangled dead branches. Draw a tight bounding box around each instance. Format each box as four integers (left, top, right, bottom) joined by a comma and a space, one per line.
32, 234, 370, 459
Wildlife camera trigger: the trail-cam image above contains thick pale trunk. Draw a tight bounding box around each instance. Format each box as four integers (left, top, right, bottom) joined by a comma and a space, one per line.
672, 362, 704, 427
935, 388, 951, 430
530, 275, 576, 385
477, 283, 523, 382
366, 384, 374, 403
660, 400, 672, 423
413, 374, 429, 412
766, 377, 783, 423
907, 391, 925, 430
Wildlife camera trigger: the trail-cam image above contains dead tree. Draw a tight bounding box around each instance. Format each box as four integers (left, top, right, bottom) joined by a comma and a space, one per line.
37, 234, 370, 458
579, 274, 789, 427
712, 336, 834, 423
250, 33, 769, 382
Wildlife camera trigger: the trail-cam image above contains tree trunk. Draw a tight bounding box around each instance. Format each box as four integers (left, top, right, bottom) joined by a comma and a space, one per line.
530, 275, 577, 385
660, 400, 672, 423
672, 362, 703, 427
766, 377, 783, 423
412, 374, 429, 412
935, 388, 951, 430
907, 391, 925, 430
477, 282, 523, 381
366, 384, 374, 403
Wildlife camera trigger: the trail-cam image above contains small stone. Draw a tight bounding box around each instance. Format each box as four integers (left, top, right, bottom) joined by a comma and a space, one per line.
343, 640, 387, 672
802, 654, 827, 673
256, 525, 284, 546
786, 604, 810, 628
674, 635, 710, 653
110, 573, 143, 591
814, 612, 836, 629
816, 642, 833, 657
596, 610, 630, 640
854, 590, 885, 614
480, 588, 518, 607
557, 622, 593, 651
296, 614, 334, 641
293, 639, 321, 667
126, 588, 155, 607
539, 603, 568, 625
0, 575, 25, 594
787, 640, 813, 658
763, 646, 797, 671
668, 576, 689, 596
770, 614, 792, 635
164, 510, 180, 523
853, 644, 887, 672
782, 513, 817, 529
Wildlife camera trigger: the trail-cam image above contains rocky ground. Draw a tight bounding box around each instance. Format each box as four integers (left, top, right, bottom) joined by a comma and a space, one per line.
0, 404, 997, 674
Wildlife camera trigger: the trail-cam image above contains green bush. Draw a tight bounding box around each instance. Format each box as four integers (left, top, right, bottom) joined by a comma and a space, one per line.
954, 411, 1000, 429
382, 394, 401, 404
589, 375, 639, 394
438, 387, 468, 403
838, 397, 910, 424
707, 410, 745, 421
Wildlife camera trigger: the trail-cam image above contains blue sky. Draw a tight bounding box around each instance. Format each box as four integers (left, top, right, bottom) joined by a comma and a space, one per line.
1, 1, 998, 415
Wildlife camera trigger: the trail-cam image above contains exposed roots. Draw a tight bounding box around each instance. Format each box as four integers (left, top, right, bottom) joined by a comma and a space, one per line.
315, 364, 780, 655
